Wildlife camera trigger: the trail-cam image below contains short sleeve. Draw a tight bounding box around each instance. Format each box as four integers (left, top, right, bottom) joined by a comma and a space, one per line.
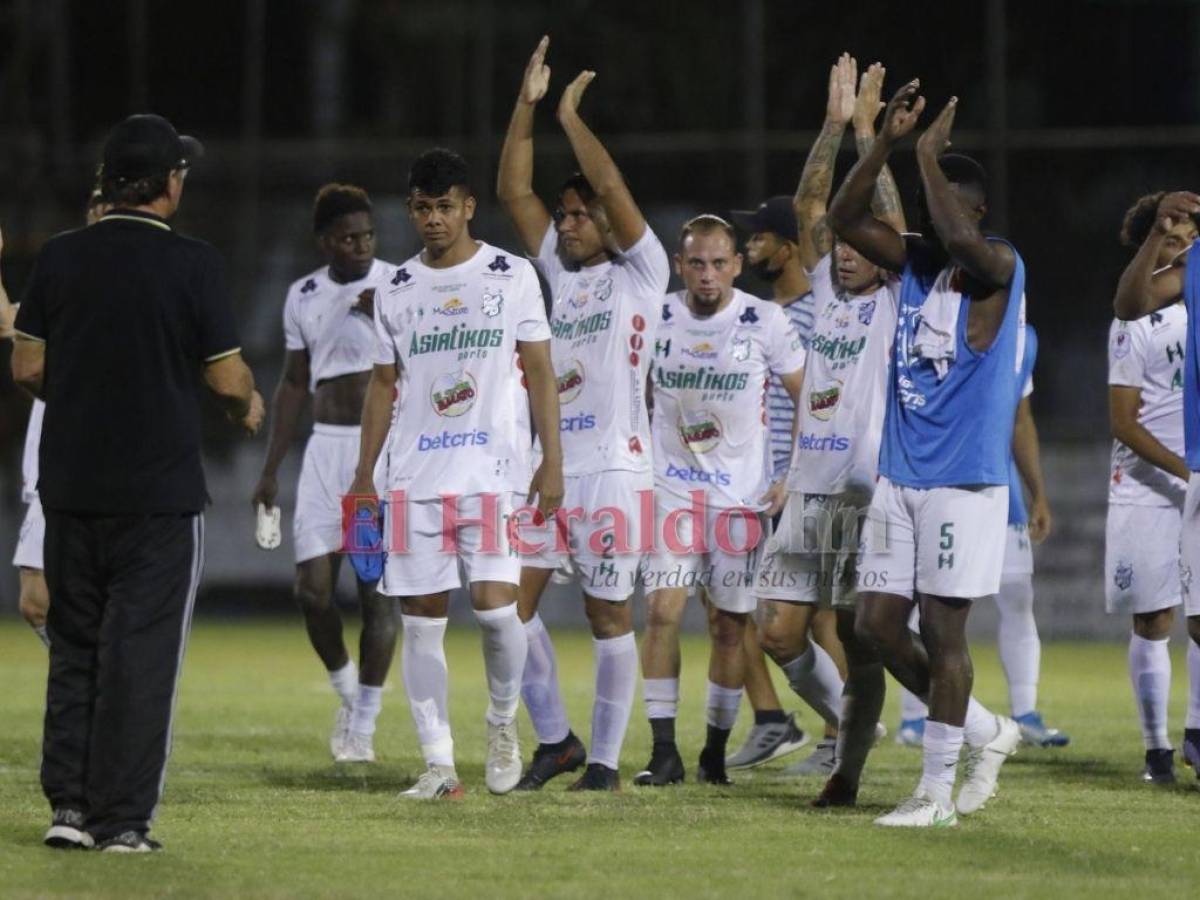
1108, 318, 1147, 388
531, 223, 567, 292
515, 263, 551, 342
13, 250, 50, 341
196, 247, 241, 362
372, 292, 399, 367
766, 306, 807, 375
282, 290, 306, 351
618, 226, 671, 298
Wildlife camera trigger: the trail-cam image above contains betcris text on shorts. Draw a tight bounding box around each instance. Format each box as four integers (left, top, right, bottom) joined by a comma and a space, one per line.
417, 429, 489, 451
797, 432, 850, 452
560, 413, 596, 432
665, 462, 732, 486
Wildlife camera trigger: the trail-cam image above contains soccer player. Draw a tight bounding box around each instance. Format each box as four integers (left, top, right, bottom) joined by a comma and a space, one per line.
637, 215, 806, 786
828, 83, 1023, 827
497, 38, 669, 791
252, 184, 399, 763
350, 148, 563, 799
751, 56, 904, 782
1111, 190, 1200, 781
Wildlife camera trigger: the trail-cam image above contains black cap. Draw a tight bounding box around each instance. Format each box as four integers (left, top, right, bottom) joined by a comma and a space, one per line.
730, 195, 798, 243
101, 114, 204, 182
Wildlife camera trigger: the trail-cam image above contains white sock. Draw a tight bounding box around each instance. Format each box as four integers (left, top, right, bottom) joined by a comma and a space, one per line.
917, 720, 963, 808
900, 687, 929, 721
32, 624, 50, 649
520, 614, 571, 745
996, 576, 1040, 717
329, 660, 358, 708
1188, 639, 1200, 731
963, 696, 1000, 748
1129, 633, 1172, 749
401, 615, 454, 767
706, 680, 743, 730
644, 677, 679, 721
781, 642, 844, 728
475, 604, 528, 727
589, 632, 638, 769
350, 684, 384, 737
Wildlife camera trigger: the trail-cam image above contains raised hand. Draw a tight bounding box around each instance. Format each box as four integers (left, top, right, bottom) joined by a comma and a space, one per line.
557, 70, 596, 121
853, 62, 886, 132
826, 53, 857, 126
1156, 191, 1200, 235
879, 79, 926, 145
521, 35, 551, 105
916, 96, 957, 159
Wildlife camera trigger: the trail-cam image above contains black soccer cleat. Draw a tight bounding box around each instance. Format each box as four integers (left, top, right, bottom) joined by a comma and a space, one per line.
1142, 748, 1176, 785
633, 742, 685, 786
696, 747, 733, 785
811, 772, 858, 808
514, 733, 586, 791
567, 762, 621, 792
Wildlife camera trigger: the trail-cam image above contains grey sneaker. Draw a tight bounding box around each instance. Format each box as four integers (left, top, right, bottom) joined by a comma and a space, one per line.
98, 830, 162, 853
783, 738, 836, 776
725, 714, 809, 770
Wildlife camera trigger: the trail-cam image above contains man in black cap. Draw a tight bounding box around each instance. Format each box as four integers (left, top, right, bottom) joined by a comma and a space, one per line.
10, 113, 263, 853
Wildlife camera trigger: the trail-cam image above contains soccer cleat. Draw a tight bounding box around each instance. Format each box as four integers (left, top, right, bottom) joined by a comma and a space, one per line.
1014, 711, 1070, 748
875, 792, 957, 828
874, 721, 888, 744
696, 747, 733, 785
633, 742, 686, 786
811, 772, 858, 808
400, 764, 464, 800
783, 738, 836, 776
97, 831, 163, 853
335, 731, 375, 763
485, 721, 522, 795
514, 733, 587, 791
725, 714, 809, 770
567, 763, 621, 792
330, 705, 352, 760
956, 715, 1021, 815
895, 718, 925, 747
1183, 729, 1200, 777
1142, 748, 1176, 785
43, 809, 93, 850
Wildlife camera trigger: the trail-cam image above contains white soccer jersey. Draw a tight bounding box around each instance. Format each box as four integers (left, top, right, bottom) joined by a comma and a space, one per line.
373, 242, 550, 502
20, 399, 45, 503
651, 288, 806, 509
787, 254, 898, 498
1107, 304, 1187, 507
533, 224, 669, 476
284, 259, 397, 392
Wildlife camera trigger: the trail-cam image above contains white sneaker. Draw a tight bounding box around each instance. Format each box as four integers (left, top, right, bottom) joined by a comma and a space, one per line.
330, 705, 352, 759
400, 764, 464, 800
485, 720, 522, 795
875, 792, 958, 828
956, 715, 1021, 815
335, 730, 375, 763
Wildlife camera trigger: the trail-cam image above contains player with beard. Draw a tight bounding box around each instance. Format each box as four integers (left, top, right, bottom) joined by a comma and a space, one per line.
637, 215, 806, 786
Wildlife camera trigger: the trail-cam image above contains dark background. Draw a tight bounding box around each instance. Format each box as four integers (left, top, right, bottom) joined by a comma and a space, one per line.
0, 0, 1192, 630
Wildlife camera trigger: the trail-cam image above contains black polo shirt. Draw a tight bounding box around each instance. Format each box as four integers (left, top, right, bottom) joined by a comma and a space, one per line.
13, 209, 241, 514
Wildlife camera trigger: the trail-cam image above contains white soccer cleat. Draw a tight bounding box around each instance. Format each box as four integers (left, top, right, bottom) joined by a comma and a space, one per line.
255, 503, 281, 550
956, 715, 1021, 815
874, 792, 958, 828
485, 720, 522, 795
335, 731, 375, 763
400, 764, 464, 800
330, 705, 352, 759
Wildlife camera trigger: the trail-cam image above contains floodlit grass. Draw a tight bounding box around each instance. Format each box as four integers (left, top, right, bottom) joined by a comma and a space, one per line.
1, 618, 1198, 898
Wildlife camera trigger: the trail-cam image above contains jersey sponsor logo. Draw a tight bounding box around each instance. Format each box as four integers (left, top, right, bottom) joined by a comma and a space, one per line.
808, 382, 841, 421
1166, 340, 1184, 365
550, 309, 612, 341
482, 287, 504, 317
1110, 327, 1131, 360
665, 461, 731, 486
408, 325, 504, 357
810, 332, 867, 363
431, 371, 478, 417
1151, 311, 1164, 325
488, 254, 511, 273
560, 412, 596, 432
416, 428, 489, 451
858, 299, 876, 325
557, 359, 585, 404
655, 365, 749, 392
678, 410, 723, 453
433, 297, 469, 317
898, 374, 926, 409
632, 314, 646, 332
731, 335, 751, 362
682, 341, 718, 360
301, 278, 318, 294
738, 306, 759, 324
797, 431, 850, 452
629, 436, 644, 454
1113, 561, 1134, 591
391, 268, 411, 285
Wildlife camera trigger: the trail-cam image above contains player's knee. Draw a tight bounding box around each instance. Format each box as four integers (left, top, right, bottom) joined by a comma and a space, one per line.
584, 599, 630, 640
293, 578, 334, 613
759, 619, 805, 663
644, 594, 685, 631
709, 610, 746, 650
1133, 608, 1174, 640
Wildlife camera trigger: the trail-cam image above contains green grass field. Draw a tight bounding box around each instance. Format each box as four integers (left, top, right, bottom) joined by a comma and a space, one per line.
1, 617, 1198, 899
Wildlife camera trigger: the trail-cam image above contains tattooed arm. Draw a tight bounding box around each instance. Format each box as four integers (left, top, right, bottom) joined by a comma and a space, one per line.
852, 62, 906, 234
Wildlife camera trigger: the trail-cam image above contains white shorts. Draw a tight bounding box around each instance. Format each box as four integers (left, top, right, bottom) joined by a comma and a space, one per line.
1002, 523, 1033, 578
522, 468, 652, 602
754, 491, 870, 609
1176, 473, 1200, 616
294, 424, 361, 564
379, 491, 523, 597
12, 498, 45, 570
1106, 502, 1183, 616
642, 492, 766, 614
858, 476, 1008, 601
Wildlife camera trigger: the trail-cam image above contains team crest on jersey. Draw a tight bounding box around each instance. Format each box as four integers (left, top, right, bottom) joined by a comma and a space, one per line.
1111, 327, 1131, 360
482, 288, 504, 317
730, 335, 751, 362
809, 381, 842, 421
593, 277, 614, 302
858, 299, 876, 326
682, 341, 718, 360
835, 308, 851, 329
662, 303, 673, 321
678, 410, 723, 454
434, 297, 469, 317
1113, 562, 1134, 592
488, 255, 510, 273
739, 306, 759, 324
557, 359, 585, 404
431, 371, 478, 417
391, 268, 411, 285
300, 278, 318, 294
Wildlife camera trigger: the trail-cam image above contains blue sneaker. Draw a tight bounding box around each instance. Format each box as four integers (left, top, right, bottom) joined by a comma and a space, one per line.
895, 717, 925, 747
1014, 711, 1070, 748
